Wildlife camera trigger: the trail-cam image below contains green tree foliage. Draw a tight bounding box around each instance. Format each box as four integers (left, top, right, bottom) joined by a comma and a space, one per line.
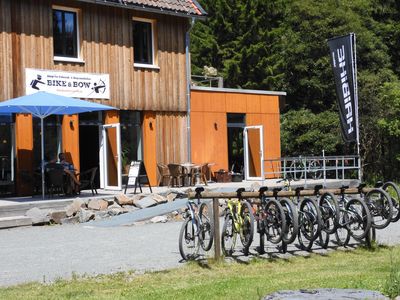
192, 0, 400, 180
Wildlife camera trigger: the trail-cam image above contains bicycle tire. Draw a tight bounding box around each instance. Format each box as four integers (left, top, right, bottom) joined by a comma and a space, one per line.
382, 181, 400, 223
263, 199, 286, 244
297, 214, 314, 252
299, 197, 322, 242
334, 208, 350, 247
318, 192, 340, 235
240, 201, 255, 255
199, 202, 214, 251
345, 197, 372, 240
221, 212, 236, 256
317, 220, 330, 249
279, 198, 299, 244
179, 217, 199, 261
366, 188, 393, 229
290, 160, 304, 181
309, 160, 322, 180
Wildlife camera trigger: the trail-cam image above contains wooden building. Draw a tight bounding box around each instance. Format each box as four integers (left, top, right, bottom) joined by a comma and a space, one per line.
0, 0, 285, 196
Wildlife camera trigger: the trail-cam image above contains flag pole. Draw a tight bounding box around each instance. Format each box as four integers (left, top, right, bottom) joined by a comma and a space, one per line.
351, 33, 362, 181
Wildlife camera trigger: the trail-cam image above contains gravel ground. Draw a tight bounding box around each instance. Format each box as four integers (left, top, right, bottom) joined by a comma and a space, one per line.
0, 205, 399, 287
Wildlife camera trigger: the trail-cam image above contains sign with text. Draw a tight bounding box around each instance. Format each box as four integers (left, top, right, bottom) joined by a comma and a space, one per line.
25, 68, 110, 99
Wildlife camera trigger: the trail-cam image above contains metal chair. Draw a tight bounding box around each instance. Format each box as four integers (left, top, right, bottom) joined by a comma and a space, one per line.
46, 168, 65, 197
192, 163, 208, 186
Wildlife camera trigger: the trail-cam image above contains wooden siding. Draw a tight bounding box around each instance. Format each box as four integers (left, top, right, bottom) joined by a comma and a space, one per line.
191, 90, 281, 178
0, 0, 188, 112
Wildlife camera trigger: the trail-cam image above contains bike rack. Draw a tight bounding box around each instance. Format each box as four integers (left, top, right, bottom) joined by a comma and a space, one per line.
189, 186, 374, 260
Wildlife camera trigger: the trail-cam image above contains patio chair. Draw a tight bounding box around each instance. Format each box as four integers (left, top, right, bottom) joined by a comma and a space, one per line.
157, 163, 171, 186
78, 167, 98, 195
167, 163, 186, 187
46, 168, 65, 197
192, 163, 208, 186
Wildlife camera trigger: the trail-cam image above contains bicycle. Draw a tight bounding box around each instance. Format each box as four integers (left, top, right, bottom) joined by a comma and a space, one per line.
376, 181, 400, 223
255, 186, 287, 255
221, 188, 255, 256
179, 187, 214, 260
287, 156, 322, 181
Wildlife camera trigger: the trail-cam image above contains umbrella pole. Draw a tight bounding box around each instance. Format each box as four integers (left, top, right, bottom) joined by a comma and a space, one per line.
41, 118, 45, 199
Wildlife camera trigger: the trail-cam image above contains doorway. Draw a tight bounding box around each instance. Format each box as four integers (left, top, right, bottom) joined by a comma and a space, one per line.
79, 112, 101, 189
227, 113, 245, 173
243, 125, 264, 180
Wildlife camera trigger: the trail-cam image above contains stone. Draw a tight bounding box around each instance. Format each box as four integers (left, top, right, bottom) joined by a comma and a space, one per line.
131, 194, 144, 207
66, 199, 86, 217
78, 208, 95, 223
107, 203, 126, 216
49, 210, 67, 224
95, 211, 110, 220
150, 215, 168, 223
87, 199, 109, 211
25, 207, 50, 225
60, 215, 80, 225
263, 289, 389, 300
166, 192, 178, 202
114, 194, 133, 205
250, 182, 261, 192
134, 196, 157, 209
152, 194, 167, 204
122, 205, 140, 212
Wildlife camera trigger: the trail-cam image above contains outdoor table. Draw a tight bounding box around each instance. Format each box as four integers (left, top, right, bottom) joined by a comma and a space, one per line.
180, 163, 200, 186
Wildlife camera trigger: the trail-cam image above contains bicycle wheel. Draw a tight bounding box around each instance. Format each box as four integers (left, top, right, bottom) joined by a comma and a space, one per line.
334, 209, 350, 247
318, 192, 339, 235
317, 219, 330, 249
279, 198, 299, 244
199, 202, 214, 251
299, 197, 322, 242
345, 197, 372, 240
179, 217, 199, 260
240, 201, 255, 255
366, 188, 393, 229
382, 182, 400, 222
221, 212, 236, 256
309, 160, 322, 180
263, 199, 286, 244
297, 212, 314, 251
290, 160, 304, 181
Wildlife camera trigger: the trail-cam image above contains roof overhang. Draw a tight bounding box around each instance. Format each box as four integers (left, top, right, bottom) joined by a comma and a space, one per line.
75, 0, 207, 20
191, 86, 287, 96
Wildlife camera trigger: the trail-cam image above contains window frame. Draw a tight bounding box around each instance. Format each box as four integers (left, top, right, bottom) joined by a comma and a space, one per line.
133, 17, 158, 69
52, 5, 83, 63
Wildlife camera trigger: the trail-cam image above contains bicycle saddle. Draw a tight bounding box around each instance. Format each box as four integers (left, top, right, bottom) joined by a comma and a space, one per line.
295, 186, 304, 196
195, 187, 205, 198
374, 181, 383, 188
358, 182, 367, 193
236, 188, 245, 198
314, 185, 323, 193
340, 185, 349, 193
259, 186, 268, 197
273, 187, 282, 198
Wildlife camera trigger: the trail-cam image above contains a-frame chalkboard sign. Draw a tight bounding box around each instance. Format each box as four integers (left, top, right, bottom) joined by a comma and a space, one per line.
124, 161, 152, 194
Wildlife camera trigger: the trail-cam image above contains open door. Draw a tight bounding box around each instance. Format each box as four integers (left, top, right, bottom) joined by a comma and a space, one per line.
100, 123, 122, 190
243, 125, 264, 180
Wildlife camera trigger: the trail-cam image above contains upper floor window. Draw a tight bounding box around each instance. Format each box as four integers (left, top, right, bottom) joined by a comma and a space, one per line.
133, 18, 155, 66
53, 7, 80, 59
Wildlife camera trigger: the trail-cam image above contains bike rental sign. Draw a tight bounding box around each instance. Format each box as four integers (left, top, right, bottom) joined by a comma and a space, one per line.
25, 68, 110, 100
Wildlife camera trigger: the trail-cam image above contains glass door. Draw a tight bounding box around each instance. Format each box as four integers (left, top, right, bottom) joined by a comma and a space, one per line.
243, 125, 264, 180
100, 123, 122, 190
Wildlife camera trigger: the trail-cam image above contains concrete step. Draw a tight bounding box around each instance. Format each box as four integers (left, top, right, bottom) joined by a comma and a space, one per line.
0, 216, 32, 229
0, 199, 74, 218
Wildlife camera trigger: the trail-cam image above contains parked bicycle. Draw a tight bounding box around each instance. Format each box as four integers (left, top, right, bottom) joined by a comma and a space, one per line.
287, 156, 322, 181
221, 188, 255, 256
179, 187, 214, 260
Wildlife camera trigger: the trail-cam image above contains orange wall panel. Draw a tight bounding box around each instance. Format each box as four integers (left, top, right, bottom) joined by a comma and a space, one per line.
15, 114, 33, 196
246, 94, 261, 113
104, 111, 120, 185
246, 113, 262, 126
226, 93, 247, 113
190, 91, 204, 112
62, 115, 80, 172
260, 95, 279, 114
143, 111, 157, 186
205, 92, 226, 112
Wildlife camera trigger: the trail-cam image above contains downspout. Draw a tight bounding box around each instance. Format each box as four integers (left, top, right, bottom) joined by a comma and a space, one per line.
186, 17, 195, 162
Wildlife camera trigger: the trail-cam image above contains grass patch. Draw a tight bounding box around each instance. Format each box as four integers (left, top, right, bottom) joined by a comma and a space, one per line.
1, 246, 399, 299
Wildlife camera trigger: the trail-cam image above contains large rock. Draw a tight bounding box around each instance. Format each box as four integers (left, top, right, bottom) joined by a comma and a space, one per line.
87, 199, 109, 211
152, 194, 167, 204
78, 208, 95, 223
50, 210, 67, 224
134, 196, 157, 209
60, 215, 80, 225
114, 194, 133, 206
107, 203, 126, 216
166, 192, 178, 202
131, 194, 144, 207
263, 289, 389, 300
66, 199, 86, 217
25, 207, 50, 225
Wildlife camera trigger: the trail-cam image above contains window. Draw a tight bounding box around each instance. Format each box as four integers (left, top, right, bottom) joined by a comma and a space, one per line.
53, 7, 79, 59
133, 19, 154, 65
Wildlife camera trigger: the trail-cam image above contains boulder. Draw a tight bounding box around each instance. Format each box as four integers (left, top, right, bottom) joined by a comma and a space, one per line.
25, 207, 50, 225
250, 182, 261, 192
131, 194, 144, 207
114, 194, 133, 206
88, 199, 109, 211
150, 215, 168, 223
134, 196, 158, 209
166, 192, 178, 202
78, 208, 95, 223
66, 199, 86, 217
49, 210, 67, 224
107, 203, 126, 216
152, 194, 167, 204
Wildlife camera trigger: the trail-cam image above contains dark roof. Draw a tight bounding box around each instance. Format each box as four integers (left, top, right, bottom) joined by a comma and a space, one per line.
77, 0, 207, 18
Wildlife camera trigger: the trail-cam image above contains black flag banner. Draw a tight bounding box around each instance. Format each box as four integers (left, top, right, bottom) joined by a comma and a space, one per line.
328, 33, 358, 142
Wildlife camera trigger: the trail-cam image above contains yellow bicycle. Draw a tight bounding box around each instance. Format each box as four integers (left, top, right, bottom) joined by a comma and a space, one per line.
221, 188, 255, 256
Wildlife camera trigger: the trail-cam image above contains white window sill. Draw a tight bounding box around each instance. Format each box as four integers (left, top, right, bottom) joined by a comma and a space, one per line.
54, 56, 85, 64
134, 63, 160, 70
